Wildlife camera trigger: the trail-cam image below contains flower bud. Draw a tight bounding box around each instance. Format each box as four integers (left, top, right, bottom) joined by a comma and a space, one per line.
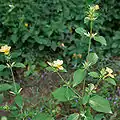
94, 5, 99, 10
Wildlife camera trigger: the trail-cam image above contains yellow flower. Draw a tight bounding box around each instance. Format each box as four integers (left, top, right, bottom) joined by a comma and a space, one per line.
25, 23, 28, 27
85, 5, 99, 21
0, 45, 11, 55
77, 54, 82, 59
47, 59, 64, 70
72, 53, 77, 59
53, 60, 63, 70
72, 53, 82, 59
105, 67, 114, 78
106, 67, 113, 73
94, 5, 99, 10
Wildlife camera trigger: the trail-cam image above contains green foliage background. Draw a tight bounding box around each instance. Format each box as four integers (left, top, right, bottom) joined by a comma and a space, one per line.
0, 0, 120, 65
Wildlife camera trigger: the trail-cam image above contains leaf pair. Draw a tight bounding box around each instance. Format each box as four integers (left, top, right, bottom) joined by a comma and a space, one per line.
75, 27, 107, 46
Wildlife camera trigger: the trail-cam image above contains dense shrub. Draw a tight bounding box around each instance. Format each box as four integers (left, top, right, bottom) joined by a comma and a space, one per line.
0, 0, 119, 67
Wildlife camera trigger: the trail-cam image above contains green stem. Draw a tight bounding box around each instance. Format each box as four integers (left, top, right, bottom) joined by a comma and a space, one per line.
82, 79, 86, 97
86, 21, 93, 97
10, 66, 17, 93
56, 71, 68, 85
87, 20, 93, 56
90, 20, 93, 36
88, 38, 91, 56
95, 78, 103, 89
56, 71, 81, 98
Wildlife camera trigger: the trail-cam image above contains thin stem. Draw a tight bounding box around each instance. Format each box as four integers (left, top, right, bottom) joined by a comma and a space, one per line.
56, 71, 68, 85
69, 86, 81, 99
6, 56, 17, 93
90, 20, 93, 36
87, 20, 93, 56
88, 38, 91, 56
0, 78, 12, 83
95, 78, 102, 89
86, 21, 93, 97
10, 66, 17, 93
82, 79, 86, 97
56, 71, 81, 98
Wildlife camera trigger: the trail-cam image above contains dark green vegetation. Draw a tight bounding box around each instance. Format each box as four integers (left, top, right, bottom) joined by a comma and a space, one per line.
0, 0, 120, 120
0, 0, 120, 67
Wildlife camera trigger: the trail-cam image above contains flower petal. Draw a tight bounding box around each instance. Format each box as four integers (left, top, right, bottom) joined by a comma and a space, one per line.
47, 62, 53, 66
109, 74, 115, 78
106, 67, 113, 74
58, 66, 64, 70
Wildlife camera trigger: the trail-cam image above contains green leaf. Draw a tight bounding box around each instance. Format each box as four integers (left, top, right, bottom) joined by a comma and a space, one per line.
39, 45, 44, 50
105, 78, 116, 86
11, 51, 22, 58
86, 53, 98, 65
15, 94, 23, 108
46, 66, 56, 72
0, 94, 4, 104
88, 72, 99, 78
94, 114, 105, 120
0, 84, 12, 92
94, 36, 107, 46
87, 0, 94, 4
82, 94, 90, 105
0, 65, 7, 71
51, 41, 57, 51
34, 113, 54, 120
85, 108, 94, 120
89, 95, 112, 113
11, 83, 20, 93
11, 34, 18, 43
75, 27, 86, 36
88, 83, 95, 91
67, 113, 79, 120
14, 63, 26, 68
1, 116, 7, 120
84, 17, 89, 24
52, 87, 76, 102
22, 33, 30, 43
73, 69, 86, 87
61, 68, 67, 73
39, 61, 47, 68
36, 38, 47, 44
35, 37, 51, 46
24, 65, 36, 77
